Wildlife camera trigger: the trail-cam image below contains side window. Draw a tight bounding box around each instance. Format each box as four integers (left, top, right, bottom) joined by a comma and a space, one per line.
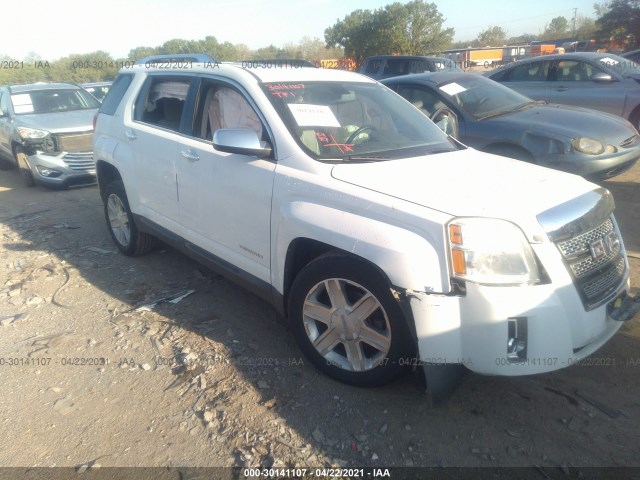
503, 61, 549, 81
364, 59, 383, 74
554, 60, 604, 82
100, 74, 133, 116
397, 86, 448, 117
134, 76, 191, 132
384, 59, 409, 76
193, 81, 264, 142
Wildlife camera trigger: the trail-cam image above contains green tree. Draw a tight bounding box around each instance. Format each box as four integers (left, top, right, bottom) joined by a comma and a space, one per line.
324, 9, 378, 64
325, 1, 454, 65
593, 1, 610, 17
544, 16, 570, 38
475, 26, 507, 46
596, 0, 640, 48
127, 46, 158, 61
400, 0, 455, 54
575, 16, 597, 39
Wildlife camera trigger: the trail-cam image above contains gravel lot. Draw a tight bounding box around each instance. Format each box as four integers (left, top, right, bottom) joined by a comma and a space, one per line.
0, 161, 639, 478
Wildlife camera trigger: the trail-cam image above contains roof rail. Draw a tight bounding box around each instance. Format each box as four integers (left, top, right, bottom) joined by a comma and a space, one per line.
135, 53, 218, 65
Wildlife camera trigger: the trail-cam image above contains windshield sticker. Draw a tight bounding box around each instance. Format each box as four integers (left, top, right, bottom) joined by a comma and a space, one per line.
11, 94, 34, 113
439, 83, 467, 96
599, 57, 619, 66
267, 83, 305, 99
266, 83, 305, 91
287, 104, 341, 128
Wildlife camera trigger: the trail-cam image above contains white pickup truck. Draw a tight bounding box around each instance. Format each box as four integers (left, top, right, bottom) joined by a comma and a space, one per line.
94, 58, 639, 401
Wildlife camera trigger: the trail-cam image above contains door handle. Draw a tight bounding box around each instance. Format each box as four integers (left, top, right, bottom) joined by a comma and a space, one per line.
180, 149, 200, 161
555, 86, 569, 92
125, 130, 137, 140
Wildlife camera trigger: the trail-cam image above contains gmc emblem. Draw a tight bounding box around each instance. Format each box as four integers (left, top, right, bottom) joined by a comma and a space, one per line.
590, 231, 620, 260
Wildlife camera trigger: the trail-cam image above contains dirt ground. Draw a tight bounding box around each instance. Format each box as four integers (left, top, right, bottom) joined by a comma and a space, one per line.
0, 161, 639, 478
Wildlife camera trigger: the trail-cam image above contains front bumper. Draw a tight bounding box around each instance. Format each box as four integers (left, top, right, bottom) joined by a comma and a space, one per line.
410, 283, 636, 377
541, 148, 640, 179
27, 151, 96, 188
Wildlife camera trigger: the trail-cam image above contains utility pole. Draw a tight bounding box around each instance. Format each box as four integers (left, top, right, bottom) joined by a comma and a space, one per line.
572, 7, 577, 38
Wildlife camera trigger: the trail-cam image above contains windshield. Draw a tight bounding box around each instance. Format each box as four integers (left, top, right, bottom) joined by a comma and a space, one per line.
262, 81, 456, 161
595, 53, 640, 76
436, 75, 533, 120
11, 88, 100, 115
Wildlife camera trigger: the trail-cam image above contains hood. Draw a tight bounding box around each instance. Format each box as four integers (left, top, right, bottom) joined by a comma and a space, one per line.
14, 109, 98, 134
486, 103, 635, 140
331, 149, 598, 240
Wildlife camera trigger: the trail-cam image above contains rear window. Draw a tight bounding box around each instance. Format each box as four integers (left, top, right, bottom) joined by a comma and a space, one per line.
99, 74, 133, 116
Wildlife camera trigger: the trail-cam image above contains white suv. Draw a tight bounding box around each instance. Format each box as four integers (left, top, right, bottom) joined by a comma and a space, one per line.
94, 57, 639, 401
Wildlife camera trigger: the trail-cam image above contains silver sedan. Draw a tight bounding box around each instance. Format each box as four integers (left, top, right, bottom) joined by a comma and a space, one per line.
485, 52, 640, 130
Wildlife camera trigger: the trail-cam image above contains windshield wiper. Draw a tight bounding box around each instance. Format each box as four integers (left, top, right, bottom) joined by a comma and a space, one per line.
476, 101, 537, 120
343, 154, 391, 162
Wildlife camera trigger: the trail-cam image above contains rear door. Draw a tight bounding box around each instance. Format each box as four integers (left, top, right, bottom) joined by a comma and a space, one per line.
126, 74, 195, 229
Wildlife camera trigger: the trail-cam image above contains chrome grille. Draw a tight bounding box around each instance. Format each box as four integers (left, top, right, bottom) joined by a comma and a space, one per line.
63, 152, 95, 171
554, 216, 626, 310
582, 258, 626, 300
557, 219, 613, 258
55, 132, 93, 152
570, 241, 620, 278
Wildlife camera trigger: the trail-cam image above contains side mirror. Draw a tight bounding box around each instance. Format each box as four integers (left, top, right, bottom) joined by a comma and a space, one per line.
592, 72, 613, 83
212, 128, 272, 158
430, 107, 459, 140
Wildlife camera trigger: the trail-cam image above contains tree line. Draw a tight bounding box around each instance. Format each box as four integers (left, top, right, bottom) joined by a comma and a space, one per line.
0, 0, 637, 85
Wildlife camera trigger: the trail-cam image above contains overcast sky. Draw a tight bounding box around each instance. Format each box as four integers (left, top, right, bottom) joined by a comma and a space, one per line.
2, 0, 598, 60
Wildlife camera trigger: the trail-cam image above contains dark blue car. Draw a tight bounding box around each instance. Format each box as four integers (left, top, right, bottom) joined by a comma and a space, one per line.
382, 72, 640, 180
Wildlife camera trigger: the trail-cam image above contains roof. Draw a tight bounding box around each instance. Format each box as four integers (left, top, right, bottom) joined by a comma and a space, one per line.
9, 82, 82, 93
120, 62, 376, 84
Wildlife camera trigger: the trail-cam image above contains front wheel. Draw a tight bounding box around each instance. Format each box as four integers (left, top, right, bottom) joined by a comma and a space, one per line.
288, 253, 413, 387
103, 180, 157, 256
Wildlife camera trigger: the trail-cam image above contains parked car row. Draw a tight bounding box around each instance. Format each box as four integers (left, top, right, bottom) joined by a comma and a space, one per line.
2, 52, 638, 190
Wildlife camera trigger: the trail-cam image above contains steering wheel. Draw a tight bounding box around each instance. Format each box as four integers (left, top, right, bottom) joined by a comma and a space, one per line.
346, 124, 377, 144
429, 107, 459, 139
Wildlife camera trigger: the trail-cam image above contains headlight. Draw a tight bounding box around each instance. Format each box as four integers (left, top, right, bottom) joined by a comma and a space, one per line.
448, 218, 541, 285
572, 137, 604, 155
16, 127, 49, 140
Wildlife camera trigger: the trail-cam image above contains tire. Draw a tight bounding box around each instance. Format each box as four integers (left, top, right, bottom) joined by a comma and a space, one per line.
103, 180, 157, 256
15, 148, 35, 187
288, 253, 414, 387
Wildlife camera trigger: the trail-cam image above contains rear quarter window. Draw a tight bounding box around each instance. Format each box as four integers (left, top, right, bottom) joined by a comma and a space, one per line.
99, 74, 133, 116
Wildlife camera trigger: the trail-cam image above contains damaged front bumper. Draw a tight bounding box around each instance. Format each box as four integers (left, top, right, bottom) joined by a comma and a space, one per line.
26, 151, 96, 188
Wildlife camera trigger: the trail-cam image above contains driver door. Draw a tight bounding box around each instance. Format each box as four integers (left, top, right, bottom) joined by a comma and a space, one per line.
176, 79, 276, 285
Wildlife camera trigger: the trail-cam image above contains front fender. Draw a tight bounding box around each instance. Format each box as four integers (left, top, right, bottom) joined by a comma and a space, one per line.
272, 201, 450, 295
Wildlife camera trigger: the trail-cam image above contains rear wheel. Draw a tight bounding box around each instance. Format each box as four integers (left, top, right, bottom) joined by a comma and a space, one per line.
15, 148, 35, 187
103, 180, 156, 256
288, 253, 413, 387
